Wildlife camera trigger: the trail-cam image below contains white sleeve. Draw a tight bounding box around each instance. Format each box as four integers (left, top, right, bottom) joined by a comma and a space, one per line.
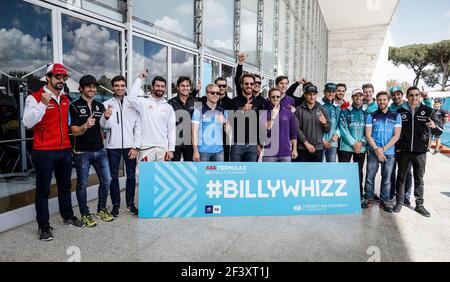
134, 112, 142, 149
22, 95, 48, 129
168, 107, 176, 152
129, 79, 145, 113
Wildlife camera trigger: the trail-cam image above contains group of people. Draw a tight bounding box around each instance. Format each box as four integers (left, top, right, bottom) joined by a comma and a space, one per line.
23, 54, 446, 241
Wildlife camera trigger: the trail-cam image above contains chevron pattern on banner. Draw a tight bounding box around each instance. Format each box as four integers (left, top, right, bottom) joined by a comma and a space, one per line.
152, 162, 198, 218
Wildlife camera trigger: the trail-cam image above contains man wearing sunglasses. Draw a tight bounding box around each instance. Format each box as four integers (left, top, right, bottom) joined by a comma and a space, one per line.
394, 87, 443, 217
23, 63, 85, 241
235, 53, 265, 105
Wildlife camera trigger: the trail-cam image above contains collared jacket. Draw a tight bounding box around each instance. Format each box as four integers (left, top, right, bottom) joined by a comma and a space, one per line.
295, 101, 331, 151
319, 98, 341, 148
339, 104, 368, 153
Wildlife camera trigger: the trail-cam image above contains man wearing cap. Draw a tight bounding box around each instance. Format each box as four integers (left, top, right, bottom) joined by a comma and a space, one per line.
339, 89, 369, 198
294, 84, 331, 162
389, 86, 432, 204
70, 75, 114, 227
23, 63, 85, 241
394, 87, 443, 217
362, 83, 378, 114
319, 83, 341, 162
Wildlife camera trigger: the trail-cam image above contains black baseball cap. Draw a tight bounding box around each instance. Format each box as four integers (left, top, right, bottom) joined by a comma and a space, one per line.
324, 83, 337, 92
79, 75, 99, 87
303, 84, 318, 94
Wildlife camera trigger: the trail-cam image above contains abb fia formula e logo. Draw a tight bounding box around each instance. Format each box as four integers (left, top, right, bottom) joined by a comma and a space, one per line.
205, 205, 222, 214
206, 166, 217, 171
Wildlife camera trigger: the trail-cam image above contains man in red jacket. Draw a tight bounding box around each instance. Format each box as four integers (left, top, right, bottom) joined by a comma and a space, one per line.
23, 63, 85, 242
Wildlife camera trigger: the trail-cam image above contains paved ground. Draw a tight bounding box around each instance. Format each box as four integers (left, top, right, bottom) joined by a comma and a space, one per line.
0, 153, 449, 262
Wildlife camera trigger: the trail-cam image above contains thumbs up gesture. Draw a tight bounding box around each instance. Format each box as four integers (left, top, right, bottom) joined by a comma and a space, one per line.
104, 105, 113, 119
319, 112, 328, 125
85, 114, 96, 129
41, 92, 52, 106
426, 118, 436, 129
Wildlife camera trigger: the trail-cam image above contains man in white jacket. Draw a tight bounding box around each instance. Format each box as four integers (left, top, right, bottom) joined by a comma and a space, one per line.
129, 69, 176, 163
100, 75, 141, 217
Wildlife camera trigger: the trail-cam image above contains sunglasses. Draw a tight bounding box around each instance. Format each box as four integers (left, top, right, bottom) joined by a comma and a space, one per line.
208, 91, 221, 96
255, 81, 262, 86
243, 82, 254, 86
270, 96, 281, 100
52, 75, 69, 81
217, 84, 227, 89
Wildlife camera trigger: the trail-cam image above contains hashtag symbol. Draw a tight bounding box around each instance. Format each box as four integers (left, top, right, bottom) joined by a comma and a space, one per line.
206, 181, 223, 199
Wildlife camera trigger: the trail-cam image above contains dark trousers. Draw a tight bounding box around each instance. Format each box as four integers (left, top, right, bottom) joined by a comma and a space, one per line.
396, 152, 427, 206
32, 149, 74, 229
390, 154, 413, 200
107, 148, 137, 208
173, 145, 193, 162
339, 151, 366, 197
296, 150, 324, 163
224, 145, 230, 162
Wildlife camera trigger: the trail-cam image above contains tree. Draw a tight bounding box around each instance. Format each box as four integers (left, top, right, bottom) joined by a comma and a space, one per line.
389, 44, 431, 87
422, 40, 450, 91
387, 79, 411, 93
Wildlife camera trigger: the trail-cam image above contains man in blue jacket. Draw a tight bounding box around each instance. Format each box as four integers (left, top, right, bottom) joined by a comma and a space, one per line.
320, 83, 341, 162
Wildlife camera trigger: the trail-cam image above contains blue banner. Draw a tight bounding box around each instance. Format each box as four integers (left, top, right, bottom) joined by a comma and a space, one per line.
441, 123, 450, 148
138, 163, 362, 218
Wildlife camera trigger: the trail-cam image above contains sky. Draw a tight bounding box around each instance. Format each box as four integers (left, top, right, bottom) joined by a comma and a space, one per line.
388, 0, 450, 89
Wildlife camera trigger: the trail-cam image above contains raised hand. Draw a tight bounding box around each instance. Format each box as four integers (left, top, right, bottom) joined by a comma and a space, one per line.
319, 112, 328, 125
41, 92, 52, 106
139, 69, 149, 80
104, 105, 113, 119
85, 114, 96, 129
238, 52, 249, 64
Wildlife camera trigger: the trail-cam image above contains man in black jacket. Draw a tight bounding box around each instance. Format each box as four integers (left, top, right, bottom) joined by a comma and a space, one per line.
235, 53, 265, 105
394, 87, 443, 217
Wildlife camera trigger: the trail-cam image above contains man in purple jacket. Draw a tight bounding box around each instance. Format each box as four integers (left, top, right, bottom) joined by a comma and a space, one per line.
260, 88, 298, 162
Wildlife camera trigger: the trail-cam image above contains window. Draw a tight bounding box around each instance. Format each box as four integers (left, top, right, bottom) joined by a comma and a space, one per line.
240, 0, 258, 66
263, 0, 275, 74
202, 58, 221, 97
62, 15, 122, 102
204, 0, 234, 56
221, 64, 235, 97
57, 0, 124, 21
132, 36, 168, 93
133, 0, 194, 41
171, 48, 196, 98
278, 0, 287, 75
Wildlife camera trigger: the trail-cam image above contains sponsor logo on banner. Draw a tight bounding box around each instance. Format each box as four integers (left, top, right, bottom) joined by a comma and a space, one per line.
205, 206, 213, 214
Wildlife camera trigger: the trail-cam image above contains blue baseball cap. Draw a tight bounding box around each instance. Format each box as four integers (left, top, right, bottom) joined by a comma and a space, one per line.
389, 86, 403, 95
324, 83, 337, 92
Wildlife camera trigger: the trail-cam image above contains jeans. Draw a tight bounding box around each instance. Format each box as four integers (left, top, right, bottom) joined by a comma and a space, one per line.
396, 152, 427, 206
200, 151, 225, 162
74, 149, 111, 215
230, 145, 258, 162
323, 147, 338, 162
263, 156, 292, 162
364, 151, 396, 202
296, 150, 324, 162
107, 148, 137, 208
390, 155, 413, 201
32, 149, 74, 229
339, 151, 366, 197
173, 145, 193, 162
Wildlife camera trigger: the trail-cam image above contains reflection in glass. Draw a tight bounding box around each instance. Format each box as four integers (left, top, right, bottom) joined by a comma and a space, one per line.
278, 0, 287, 75
133, 0, 194, 40
133, 36, 168, 93
263, 0, 274, 74
62, 15, 121, 102
171, 48, 196, 98
221, 64, 234, 98
240, 0, 258, 66
204, 0, 234, 56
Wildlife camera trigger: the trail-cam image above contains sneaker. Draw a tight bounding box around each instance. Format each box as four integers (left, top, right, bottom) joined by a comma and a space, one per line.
393, 202, 403, 213
361, 198, 372, 209
126, 204, 138, 216
111, 206, 120, 218
38, 227, 54, 242
432, 150, 439, 155
81, 214, 97, 228
96, 209, 114, 222
403, 198, 411, 206
415, 206, 431, 218
380, 202, 393, 213
63, 217, 86, 228
373, 195, 381, 202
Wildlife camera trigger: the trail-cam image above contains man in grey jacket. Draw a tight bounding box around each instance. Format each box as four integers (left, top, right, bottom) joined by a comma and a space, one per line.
295, 84, 331, 162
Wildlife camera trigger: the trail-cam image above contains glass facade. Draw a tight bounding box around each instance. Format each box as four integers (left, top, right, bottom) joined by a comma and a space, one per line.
0, 0, 328, 217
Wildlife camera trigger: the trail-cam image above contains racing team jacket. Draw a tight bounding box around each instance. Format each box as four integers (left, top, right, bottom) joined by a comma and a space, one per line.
339, 104, 369, 153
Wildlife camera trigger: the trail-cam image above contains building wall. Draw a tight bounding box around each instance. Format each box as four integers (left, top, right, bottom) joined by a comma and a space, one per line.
327, 24, 391, 95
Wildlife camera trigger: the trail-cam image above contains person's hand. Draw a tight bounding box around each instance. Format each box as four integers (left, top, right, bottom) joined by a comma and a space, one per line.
353, 142, 362, 154
238, 52, 249, 64
298, 78, 308, 85
41, 92, 52, 106
421, 87, 429, 99
426, 118, 436, 129
291, 149, 298, 160
332, 135, 339, 143
196, 79, 202, 92
139, 69, 149, 80
319, 112, 328, 125
266, 120, 273, 130
216, 113, 225, 124
323, 140, 332, 150
257, 145, 262, 157
128, 148, 139, 160
243, 99, 253, 112
104, 105, 113, 120
85, 114, 96, 129
193, 151, 200, 162
375, 148, 386, 162
165, 151, 174, 162
305, 142, 316, 154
